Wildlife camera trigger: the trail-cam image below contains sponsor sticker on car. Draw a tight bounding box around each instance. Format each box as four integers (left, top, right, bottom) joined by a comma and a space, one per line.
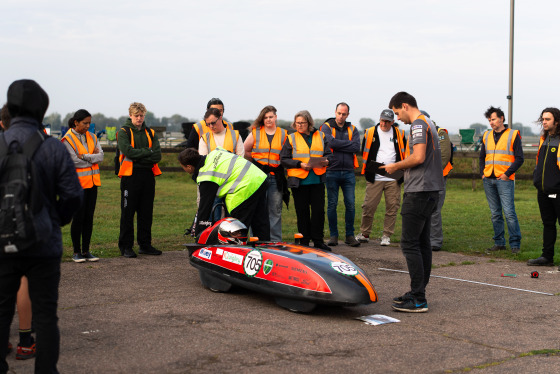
198, 248, 212, 260
330, 261, 358, 276
263, 259, 273, 275
223, 251, 243, 265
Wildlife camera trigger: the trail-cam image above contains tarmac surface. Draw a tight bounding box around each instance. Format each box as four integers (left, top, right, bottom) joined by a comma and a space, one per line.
5, 239, 560, 373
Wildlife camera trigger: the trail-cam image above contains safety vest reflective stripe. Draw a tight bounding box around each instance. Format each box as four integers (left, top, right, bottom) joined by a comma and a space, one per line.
483, 128, 517, 180
203, 128, 239, 153
323, 123, 359, 168
361, 125, 405, 174
118, 128, 162, 177
251, 127, 287, 167
63, 130, 101, 189
197, 148, 266, 211
287, 131, 326, 179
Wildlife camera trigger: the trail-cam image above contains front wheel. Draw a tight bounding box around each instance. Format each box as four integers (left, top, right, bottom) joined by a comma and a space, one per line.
275, 297, 316, 313
199, 270, 232, 292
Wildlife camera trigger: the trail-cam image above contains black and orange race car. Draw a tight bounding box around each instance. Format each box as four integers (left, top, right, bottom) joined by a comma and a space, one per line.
186, 217, 377, 313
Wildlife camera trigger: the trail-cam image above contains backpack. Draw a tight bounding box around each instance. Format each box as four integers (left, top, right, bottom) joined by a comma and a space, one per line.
114, 126, 155, 175
0, 131, 51, 254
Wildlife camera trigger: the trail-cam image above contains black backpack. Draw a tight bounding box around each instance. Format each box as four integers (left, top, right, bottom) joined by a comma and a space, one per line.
0, 131, 51, 254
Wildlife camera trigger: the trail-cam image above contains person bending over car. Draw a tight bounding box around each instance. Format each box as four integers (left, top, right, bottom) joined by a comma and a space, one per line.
178, 147, 270, 240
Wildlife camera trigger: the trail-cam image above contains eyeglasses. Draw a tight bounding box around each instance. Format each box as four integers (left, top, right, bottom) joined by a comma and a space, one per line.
207, 119, 219, 126
295, 121, 308, 126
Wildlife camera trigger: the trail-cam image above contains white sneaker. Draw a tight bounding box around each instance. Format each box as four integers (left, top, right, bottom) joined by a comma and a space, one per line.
380, 236, 391, 246
355, 233, 369, 243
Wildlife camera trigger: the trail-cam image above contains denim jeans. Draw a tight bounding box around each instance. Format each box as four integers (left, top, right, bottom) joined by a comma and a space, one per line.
326, 171, 356, 238
0, 258, 61, 374
266, 174, 283, 241
483, 178, 522, 248
400, 191, 439, 302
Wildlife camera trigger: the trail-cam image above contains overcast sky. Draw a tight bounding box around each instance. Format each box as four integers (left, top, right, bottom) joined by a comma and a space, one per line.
2, 0, 559, 132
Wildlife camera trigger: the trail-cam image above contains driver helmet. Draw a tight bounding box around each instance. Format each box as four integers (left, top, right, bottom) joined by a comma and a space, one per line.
217, 218, 248, 245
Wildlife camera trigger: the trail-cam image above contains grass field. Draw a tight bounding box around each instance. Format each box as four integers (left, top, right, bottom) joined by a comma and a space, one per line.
64, 164, 556, 266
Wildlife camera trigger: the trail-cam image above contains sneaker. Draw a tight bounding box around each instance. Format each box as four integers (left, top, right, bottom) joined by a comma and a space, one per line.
138, 246, 162, 255
511, 247, 520, 254
327, 236, 338, 246
82, 252, 99, 262
345, 236, 360, 247
392, 292, 413, 305
355, 233, 369, 243
72, 253, 86, 263
123, 248, 137, 258
380, 236, 391, 246
486, 245, 506, 251
314, 242, 332, 252
392, 298, 428, 313
16, 339, 36, 360
527, 256, 554, 266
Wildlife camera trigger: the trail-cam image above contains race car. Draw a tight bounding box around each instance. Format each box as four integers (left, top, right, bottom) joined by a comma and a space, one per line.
186, 217, 378, 313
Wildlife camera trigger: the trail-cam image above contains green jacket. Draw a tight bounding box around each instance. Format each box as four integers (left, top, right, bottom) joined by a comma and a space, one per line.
117, 118, 162, 169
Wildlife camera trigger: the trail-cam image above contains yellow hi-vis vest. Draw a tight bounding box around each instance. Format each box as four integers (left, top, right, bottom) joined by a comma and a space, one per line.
197, 148, 266, 211
202, 128, 240, 153
287, 131, 327, 179
193, 120, 233, 139
117, 128, 162, 177
63, 130, 101, 189
483, 128, 519, 180
322, 122, 359, 168
251, 127, 287, 174
361, 125, 406, 174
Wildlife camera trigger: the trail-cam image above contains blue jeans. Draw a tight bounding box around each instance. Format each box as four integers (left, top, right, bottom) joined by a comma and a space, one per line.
483, 178, 522, 248
266, 174, 283, 241
326, 171, 356, 238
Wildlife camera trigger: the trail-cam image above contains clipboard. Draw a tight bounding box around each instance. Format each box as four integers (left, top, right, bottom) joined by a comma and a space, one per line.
307, 157, 328, 168
365, 161, 404, 181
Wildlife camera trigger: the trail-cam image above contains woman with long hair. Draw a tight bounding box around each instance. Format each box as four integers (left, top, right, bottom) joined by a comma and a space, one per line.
62, 109, 104, 262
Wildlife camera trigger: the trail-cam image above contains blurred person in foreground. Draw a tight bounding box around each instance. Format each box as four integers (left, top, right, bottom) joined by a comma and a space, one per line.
0, 79, 83, 373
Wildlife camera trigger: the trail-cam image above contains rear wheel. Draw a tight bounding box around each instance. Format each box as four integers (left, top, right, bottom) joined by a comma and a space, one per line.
275, 297, 316, 313
199, 270, 232, 292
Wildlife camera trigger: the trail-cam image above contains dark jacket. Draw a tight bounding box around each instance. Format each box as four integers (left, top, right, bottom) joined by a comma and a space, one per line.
1, 118, 83, 258
534, 135, 560, 194
320, 119, 360, 171
117, 119, 162, 170
280, 128, 332, 188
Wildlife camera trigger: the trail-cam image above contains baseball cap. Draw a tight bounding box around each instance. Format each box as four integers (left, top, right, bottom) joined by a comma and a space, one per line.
380, 109, 394, 121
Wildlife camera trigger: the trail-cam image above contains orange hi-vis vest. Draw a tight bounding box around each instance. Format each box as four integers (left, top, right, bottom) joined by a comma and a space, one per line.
361, 125, 405, 174
63, 130, 101, 189
193, 120, 233, 139
287, 131, 327, 179
323, 123, 359, 168
117, 128, 162, 177
438, 128, 453, 177
251, 127, 287, 174
483, 128, 519, 180
203, 127, 240, 153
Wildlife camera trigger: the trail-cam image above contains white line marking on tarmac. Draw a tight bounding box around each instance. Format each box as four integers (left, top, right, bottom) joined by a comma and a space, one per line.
378, 268, 555, 296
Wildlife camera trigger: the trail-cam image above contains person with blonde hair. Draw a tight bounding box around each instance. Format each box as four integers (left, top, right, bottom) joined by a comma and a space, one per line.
116, 102, 162, 258
281, 110, 331, 251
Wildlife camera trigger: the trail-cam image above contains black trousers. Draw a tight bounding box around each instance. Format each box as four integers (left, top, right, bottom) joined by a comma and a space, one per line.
0, 258, 61, 374
230, 181, 270, 241
71, 186, 98, 254
119, 169, 156, 251
400, 191, 439, 302
537, 190, 560, 261
291, 183, 326, 245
